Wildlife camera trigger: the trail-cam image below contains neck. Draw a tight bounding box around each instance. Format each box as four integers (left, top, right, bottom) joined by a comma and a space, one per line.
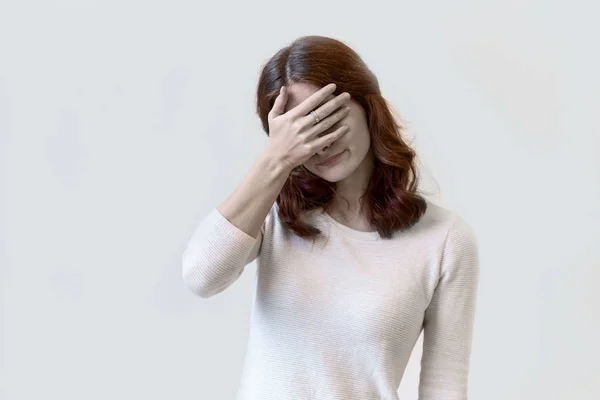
331, 150, 375, 217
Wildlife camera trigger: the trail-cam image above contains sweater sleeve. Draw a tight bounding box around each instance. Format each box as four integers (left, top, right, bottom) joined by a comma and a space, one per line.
418, 216, 480, 400
181, 208, 264, 298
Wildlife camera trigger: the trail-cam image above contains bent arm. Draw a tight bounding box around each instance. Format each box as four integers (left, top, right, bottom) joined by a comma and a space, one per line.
182, 151, 291, 298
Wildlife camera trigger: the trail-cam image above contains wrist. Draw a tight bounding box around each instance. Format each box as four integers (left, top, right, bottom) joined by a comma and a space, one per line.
258, 149, 293, 180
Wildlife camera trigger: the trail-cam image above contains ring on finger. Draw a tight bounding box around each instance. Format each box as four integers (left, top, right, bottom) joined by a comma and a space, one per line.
310, 110, 321, 124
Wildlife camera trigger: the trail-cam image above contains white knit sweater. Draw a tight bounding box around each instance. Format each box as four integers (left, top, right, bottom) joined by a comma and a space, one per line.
182, 200, 480, 400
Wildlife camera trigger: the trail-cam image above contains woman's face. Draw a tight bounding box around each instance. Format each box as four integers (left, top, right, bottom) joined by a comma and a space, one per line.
284, 82, 372, 183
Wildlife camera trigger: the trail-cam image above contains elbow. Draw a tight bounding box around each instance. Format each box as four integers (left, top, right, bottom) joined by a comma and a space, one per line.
182, 271, 214, 299
181, 252, 220, 299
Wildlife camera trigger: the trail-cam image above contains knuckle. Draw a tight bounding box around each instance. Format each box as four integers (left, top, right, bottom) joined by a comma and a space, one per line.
300, 134, 312, 147
298, 132, 309, 144
290, 120, 301, 132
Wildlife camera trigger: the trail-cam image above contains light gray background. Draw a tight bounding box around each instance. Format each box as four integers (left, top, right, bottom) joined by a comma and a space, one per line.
1, 1, 598, 399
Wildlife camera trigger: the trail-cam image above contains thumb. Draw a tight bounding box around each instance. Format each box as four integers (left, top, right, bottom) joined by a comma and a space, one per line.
268, 86, 288, 122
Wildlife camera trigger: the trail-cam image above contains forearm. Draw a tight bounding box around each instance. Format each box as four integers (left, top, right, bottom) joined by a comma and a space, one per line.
217, 149, 291, 238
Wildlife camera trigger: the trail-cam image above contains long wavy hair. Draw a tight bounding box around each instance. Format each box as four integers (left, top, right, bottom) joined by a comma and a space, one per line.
256, 35, 427, 239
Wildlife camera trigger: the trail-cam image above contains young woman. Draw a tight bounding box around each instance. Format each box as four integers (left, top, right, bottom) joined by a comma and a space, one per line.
182, 35, 480, 400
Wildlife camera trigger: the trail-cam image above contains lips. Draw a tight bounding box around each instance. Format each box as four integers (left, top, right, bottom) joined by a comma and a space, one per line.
317, 150, 346, 167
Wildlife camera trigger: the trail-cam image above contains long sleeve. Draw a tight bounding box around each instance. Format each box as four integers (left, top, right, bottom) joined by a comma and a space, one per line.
418, 216, 480, 400
182, 208, 263, 298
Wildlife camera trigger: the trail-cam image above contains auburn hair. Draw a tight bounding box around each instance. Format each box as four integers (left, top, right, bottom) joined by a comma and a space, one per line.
256, 35, 427, 239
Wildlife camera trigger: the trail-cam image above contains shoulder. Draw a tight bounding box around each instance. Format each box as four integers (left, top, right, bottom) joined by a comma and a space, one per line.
421, 201, 479, 276
417, 200, 477, 239
409, 200, 479, 260
261, 201, 292, 240
262, 201, 280, 233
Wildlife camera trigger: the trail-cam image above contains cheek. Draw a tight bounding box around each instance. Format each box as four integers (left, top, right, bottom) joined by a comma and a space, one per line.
344, 125, 370, 153
347, 112, 370, 149
326, 116, 358, 148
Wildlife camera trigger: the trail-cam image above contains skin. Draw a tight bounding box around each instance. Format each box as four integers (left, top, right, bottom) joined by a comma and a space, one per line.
217, 82, 376, 239
284, 82, 376, 231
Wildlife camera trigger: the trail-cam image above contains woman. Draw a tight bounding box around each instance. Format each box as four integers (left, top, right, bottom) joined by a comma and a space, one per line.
182, 35, 480, 400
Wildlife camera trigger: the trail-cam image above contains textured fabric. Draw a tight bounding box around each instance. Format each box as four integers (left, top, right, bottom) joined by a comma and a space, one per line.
182, 200, 480, 400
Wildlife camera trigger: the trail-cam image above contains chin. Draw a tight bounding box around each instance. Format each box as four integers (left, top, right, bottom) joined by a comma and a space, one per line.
314, 168, 350, 183
307, 162, 356, 183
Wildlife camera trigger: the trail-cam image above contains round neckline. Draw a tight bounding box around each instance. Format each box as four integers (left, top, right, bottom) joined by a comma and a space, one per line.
320, 210, 382, 241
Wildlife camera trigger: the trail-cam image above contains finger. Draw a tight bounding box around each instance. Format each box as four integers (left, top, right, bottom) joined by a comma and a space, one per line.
268, 86, 288, 122
304, 105, 351, 139
288, 83, 337, 119
298, 92, 351, 129
309, 125, 349, 153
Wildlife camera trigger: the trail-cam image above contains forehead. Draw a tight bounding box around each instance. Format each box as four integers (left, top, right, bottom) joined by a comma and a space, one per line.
284, 82, 336, 112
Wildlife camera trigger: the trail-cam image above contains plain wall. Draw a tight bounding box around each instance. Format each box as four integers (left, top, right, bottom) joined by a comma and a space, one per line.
1, 1, 598, 399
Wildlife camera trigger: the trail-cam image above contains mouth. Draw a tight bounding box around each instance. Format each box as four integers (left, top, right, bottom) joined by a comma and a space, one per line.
317, 150, 346, 167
